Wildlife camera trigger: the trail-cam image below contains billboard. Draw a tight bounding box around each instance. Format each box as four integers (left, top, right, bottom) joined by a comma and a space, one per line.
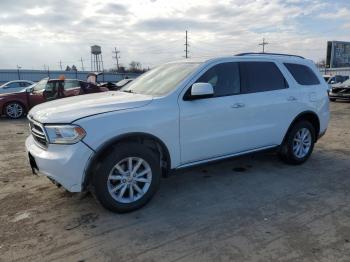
326, 41, 350, 68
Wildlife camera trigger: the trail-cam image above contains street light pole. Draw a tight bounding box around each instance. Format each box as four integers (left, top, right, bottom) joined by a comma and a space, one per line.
16, 65, 21, 80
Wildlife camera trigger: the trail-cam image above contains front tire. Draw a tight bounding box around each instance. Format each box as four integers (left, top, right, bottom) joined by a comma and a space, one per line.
92, 143, 161, 213
329, 98, 336, 102
279, 121, 315, 165
5, 102, 25, 119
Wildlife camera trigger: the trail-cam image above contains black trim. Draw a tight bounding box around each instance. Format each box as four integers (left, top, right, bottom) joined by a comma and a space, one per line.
236, 52, 305, 59
282, 111, 320, 143
183, 93, 214, 101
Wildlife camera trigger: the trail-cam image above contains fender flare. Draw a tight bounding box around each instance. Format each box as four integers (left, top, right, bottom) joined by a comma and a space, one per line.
82, 132, 172, 189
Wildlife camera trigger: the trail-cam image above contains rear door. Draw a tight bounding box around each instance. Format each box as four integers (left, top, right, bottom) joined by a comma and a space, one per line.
235, 61, 301, 147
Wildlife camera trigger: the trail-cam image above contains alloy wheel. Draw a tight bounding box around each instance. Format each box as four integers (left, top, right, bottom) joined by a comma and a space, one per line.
107, 157, 152, 203
6, 103, 23, 118
293, 128, 312, 158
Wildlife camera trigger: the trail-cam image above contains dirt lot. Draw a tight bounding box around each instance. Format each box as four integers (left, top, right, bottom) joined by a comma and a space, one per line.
0, 102, 350, 262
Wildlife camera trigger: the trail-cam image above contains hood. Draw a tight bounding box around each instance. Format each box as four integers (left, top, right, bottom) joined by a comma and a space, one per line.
28, 91, 153, 123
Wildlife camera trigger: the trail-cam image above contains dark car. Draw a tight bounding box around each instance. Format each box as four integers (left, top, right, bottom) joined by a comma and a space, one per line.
329, 78, 350, 101
0, 78, 108, 119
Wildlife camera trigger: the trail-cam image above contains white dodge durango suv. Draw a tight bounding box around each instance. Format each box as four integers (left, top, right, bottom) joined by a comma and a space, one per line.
26, 53, 330, 212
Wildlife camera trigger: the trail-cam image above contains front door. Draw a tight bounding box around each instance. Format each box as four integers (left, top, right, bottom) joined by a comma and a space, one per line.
28, 78, 48, 108
179, 62, 250, 164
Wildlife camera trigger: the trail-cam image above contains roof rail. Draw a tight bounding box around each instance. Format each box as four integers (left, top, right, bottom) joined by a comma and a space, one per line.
236, 52, 305, 59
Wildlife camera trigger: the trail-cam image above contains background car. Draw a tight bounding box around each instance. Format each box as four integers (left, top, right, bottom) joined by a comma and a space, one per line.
329, 78, 350, 101
0, 78, 108, 119
0, 80, 34, 94
327, 75, 349, 86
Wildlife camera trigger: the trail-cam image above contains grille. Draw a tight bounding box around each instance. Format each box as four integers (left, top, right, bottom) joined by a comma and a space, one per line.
29, 120, 48, 148
332, 87, 350, 94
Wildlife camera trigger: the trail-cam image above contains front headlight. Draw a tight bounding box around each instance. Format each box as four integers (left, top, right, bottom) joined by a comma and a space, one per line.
45, 125, 86, 144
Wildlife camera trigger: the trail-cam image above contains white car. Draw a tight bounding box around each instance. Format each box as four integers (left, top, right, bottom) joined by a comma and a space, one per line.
0, 80, 34, 94
26, 53, 330, 213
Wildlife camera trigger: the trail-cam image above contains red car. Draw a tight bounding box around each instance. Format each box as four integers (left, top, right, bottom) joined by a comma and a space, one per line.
0, 78, 108, 119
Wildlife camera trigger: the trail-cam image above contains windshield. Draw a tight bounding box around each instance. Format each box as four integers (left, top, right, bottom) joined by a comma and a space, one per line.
120, 63, 199, 96
116, 79, 131, 87
33, 78, 49, 91
20, 83, 36, 92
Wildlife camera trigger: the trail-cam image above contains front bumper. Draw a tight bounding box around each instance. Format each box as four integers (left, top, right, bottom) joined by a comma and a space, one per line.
25, 135, 94, 192
329, 92, 350, 100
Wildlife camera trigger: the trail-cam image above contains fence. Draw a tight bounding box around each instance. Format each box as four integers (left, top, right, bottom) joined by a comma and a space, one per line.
318, 67, 350, 76
0, 69, 140, 85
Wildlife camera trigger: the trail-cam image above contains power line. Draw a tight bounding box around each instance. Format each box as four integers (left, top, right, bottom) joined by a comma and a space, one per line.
184, 30, 189, 59
259, 38, 269, 53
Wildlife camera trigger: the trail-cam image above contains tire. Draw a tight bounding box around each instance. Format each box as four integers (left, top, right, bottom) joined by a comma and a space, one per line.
279, 121, 315, 165
329, 98, 336, 102
92, 142, 161, 213
5, 102, 25, 119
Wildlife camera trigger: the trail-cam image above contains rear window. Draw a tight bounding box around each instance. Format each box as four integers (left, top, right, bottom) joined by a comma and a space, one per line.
240, 62, 288, 94
284, 63, 320, 85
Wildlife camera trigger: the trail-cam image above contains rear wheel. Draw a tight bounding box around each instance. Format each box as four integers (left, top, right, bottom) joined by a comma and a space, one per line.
279, 121, 315, 165
5, 102, 25, 119
92, 143, 161, 213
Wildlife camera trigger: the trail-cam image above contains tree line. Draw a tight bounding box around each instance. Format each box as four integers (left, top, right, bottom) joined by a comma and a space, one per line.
64, 61, 149, 73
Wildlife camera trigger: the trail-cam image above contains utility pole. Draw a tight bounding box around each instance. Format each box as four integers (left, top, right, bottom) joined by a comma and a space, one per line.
259, 38, 269, 53
184, 30, 189, 58
80, 57, 85, 71
113, 47, 120, 71
16, 65, 21, 80
59, 60, 63, 70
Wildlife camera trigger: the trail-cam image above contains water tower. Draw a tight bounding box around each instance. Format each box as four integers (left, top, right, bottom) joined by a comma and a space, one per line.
91, 45, 104, 72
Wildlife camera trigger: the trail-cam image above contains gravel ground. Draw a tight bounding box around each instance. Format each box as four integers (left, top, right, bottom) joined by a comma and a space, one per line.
0, 102, 349, 262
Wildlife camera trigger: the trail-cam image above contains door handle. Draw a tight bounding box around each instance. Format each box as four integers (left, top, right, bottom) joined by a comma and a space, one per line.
231, 103, 245, 108
287, 96, 297, 101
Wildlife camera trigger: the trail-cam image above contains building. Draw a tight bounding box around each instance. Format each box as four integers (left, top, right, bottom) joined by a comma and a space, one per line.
326, 41, 350, 68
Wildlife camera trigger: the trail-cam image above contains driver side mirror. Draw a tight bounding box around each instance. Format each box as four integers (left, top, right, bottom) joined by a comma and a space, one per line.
26, 86, 33, 93
188, 82, 214, 100
330, 80, 336, 84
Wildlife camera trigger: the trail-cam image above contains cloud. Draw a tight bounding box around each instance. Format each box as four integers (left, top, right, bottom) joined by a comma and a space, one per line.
0, 0, 348, 69
319, 7, 350, 19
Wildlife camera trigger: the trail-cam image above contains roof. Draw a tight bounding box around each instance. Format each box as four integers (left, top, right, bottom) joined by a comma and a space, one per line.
170, 52, 308, 66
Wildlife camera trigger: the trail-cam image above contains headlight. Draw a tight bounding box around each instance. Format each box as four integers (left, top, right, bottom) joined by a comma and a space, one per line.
45, 125, 86, 144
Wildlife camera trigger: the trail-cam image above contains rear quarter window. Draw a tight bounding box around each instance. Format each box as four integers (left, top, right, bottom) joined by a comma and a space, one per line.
284, 63, 320, 85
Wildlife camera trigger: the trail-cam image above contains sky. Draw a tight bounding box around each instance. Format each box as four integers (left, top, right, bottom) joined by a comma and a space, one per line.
0, 0, 349, 70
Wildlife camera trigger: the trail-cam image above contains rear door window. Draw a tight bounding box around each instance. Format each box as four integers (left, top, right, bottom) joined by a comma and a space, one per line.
240, 62, 288, 94
284, 63, 320, 85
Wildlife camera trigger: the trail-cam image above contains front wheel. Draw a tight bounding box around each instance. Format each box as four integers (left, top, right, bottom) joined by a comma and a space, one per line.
5, 102, 25, 119
279, 121, 315, 165
92, 143, 161, 213
329, 98, 336, 102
